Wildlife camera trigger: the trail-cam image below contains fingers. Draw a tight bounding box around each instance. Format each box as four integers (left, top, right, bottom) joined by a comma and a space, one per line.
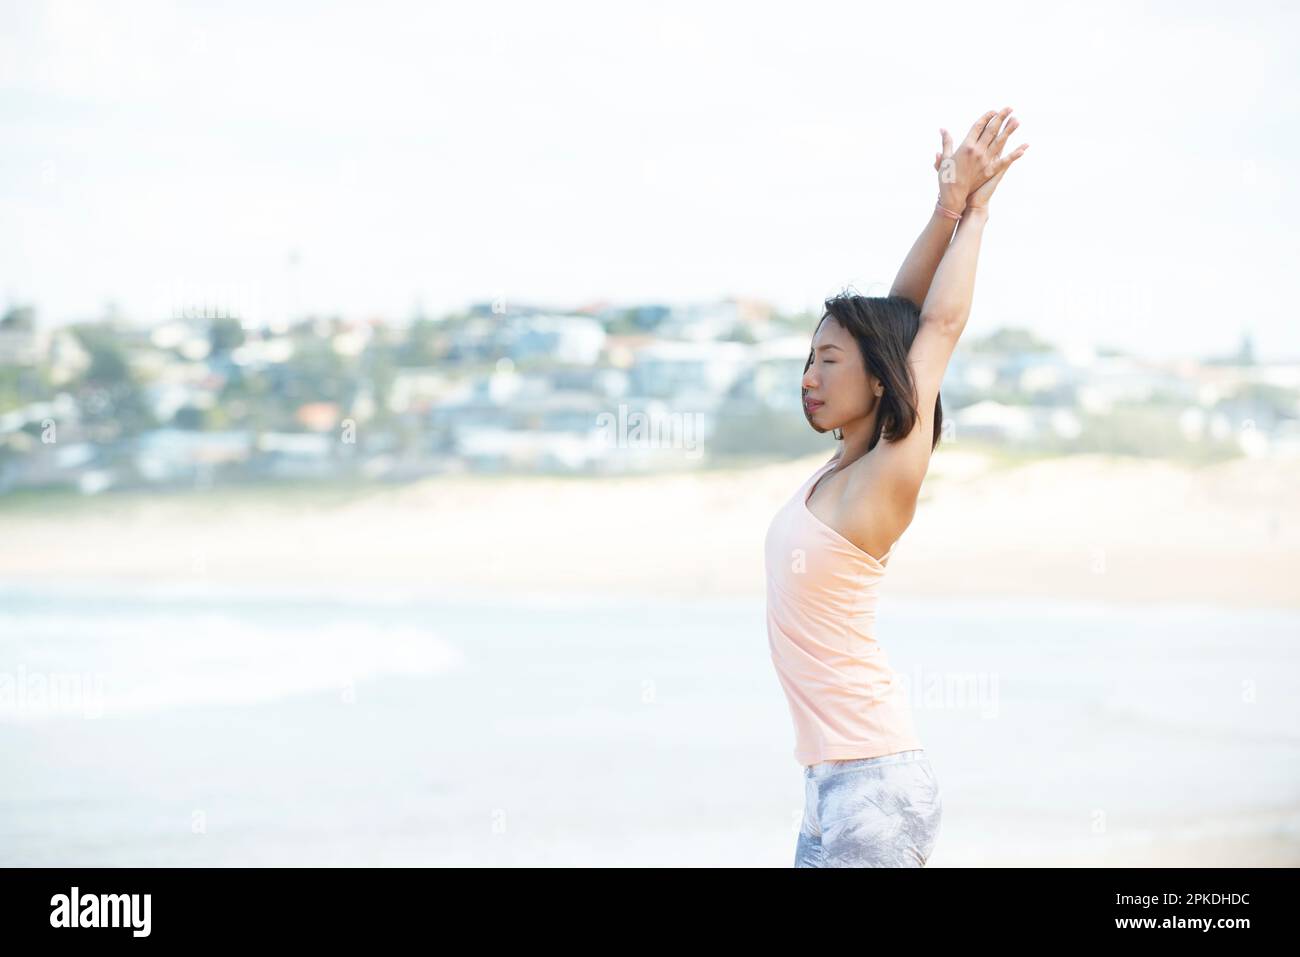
990, 145, 1025, 174
989, 114, 1020, 156
1004, 142, 1029, 165
936, 127, 953, 177
969, 141, 1029, 207
980, 107, 1013, 145
986, 142, 1028, 182
967, 110, 996, 142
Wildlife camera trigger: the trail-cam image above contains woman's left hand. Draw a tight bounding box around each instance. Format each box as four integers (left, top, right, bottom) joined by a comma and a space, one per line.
934, 107, 1018, 210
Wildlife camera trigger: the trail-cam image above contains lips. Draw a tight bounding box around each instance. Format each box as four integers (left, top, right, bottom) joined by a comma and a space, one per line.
804, 399, 824, 413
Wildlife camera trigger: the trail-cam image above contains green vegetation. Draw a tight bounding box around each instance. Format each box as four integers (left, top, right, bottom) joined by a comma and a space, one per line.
209, 316, 246, 355
707, 405, 828, 460
1061, 406, 1240, 464
969, 326, 1056, 354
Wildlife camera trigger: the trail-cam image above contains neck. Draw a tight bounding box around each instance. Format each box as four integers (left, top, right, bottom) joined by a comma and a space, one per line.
835, 408, 880, 466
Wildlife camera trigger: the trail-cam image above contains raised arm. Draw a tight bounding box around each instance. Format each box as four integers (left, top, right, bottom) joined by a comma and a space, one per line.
918, 206, 991, 333
889, 110, 1018, 309
918, 113, 1028, 331
876, 110, 1029, 499
887, 204, 959, 309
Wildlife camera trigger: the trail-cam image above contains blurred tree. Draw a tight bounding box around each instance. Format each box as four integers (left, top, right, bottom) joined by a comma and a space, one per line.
69, 322, 155, 438
281, 335, 348, 408
721, 324, 759, 345
770, 308, 819, 333
219, 366, 284, 431
708, 403, 830, 459
600, 309, 641, 336
0, 367, 21, 413
970, 327, 1056, 354
210, 316, 246, 355
1, 305, 36, 332
363, 343, 399, 426
400, 316, 446, 366
172, 405, 209, 430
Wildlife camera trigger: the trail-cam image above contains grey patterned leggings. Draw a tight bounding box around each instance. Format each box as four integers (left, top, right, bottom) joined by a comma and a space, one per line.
794, 748, 943, 867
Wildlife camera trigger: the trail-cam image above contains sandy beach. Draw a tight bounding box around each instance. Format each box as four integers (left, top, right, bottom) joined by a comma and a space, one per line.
3, 449, 1297, 611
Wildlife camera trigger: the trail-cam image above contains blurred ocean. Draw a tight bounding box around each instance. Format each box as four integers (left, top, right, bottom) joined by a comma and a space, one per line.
1, 580, 1298, 866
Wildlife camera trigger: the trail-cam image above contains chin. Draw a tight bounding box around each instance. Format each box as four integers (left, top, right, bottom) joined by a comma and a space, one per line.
821, 416, 849, 435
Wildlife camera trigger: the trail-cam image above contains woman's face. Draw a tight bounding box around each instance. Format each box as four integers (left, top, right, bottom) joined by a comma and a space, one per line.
801, 316, 881, 431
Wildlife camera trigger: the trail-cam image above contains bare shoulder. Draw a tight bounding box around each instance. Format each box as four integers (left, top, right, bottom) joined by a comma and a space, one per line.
825, 449, 918, 560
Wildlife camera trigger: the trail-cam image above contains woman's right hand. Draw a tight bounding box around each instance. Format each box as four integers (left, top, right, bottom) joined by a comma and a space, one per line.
935, 108, 1019, 210
965, 120, 1029, 211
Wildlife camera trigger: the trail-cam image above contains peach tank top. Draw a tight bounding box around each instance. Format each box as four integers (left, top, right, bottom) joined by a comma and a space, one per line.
765, 459, 922, 767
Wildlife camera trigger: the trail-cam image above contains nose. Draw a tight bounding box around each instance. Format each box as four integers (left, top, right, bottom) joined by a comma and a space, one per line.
802, 366, 818, 391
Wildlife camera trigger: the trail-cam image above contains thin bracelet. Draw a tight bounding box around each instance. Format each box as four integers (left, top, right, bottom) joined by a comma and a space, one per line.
935, 196, 962, 220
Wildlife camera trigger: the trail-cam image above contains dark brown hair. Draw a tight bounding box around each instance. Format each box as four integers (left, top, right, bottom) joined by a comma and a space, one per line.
802, 291, 943, 452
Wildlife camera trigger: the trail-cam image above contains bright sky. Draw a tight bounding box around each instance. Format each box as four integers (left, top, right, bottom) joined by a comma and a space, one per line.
2, 0, 1298, 360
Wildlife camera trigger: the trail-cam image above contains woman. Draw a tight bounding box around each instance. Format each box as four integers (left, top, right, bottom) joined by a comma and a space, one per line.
766, 107, 1029, 867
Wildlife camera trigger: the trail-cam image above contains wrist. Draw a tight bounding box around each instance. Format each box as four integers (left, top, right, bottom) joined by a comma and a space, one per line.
937, 189, 965, 214
938, 185, 965, 206
934, 195, 964, 223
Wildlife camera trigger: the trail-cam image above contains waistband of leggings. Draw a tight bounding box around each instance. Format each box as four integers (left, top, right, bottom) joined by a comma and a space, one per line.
804, 748, 926, 778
